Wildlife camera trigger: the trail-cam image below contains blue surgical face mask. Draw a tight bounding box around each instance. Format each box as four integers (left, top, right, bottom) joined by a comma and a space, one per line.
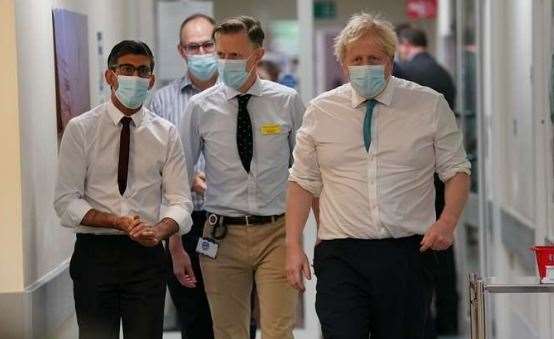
114, 75, 150, 109
348, 64, 387, 99
187, 53, 218, 81
218, 56, 254, 91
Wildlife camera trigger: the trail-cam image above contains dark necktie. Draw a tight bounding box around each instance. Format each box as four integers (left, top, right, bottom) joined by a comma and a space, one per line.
236, 94, 253, 173
118, 116, 132, 195
363, 99, 377, 152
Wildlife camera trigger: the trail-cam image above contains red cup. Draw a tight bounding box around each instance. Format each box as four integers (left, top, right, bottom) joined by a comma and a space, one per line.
531, 246, 554, 281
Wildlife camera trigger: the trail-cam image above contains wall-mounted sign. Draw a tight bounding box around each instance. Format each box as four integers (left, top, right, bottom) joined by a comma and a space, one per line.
314, 1, 336, 20
406, 0, 438, 20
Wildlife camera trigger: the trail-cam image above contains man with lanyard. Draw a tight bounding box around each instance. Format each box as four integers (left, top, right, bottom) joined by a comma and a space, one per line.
150, 13, 217, 339
181, 16, 305, 339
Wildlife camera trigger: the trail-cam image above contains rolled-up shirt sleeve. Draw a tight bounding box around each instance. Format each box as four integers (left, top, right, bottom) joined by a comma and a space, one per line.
288, 103, 323, 196
179, 98, 203, 186
54, 120, 93, 228
160, 126, 193, 235
288, 92, 306, 165
434, 95, 471, 181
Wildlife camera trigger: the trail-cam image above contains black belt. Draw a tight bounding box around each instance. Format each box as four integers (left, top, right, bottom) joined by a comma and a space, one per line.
207, 213, 284, 240
208, 213, 284, 226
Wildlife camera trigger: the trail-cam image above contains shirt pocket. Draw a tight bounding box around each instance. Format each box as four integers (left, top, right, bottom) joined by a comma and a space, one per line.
254, 120, 292, 160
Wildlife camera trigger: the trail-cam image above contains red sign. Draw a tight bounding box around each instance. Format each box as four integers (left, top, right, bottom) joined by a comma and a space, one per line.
406, 0, 438, 20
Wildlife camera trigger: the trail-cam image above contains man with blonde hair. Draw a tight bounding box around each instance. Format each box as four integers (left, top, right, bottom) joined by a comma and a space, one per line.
285, 13, 470, 338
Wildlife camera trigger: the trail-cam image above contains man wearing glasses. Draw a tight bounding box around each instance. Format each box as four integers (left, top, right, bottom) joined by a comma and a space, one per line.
149, 13, 218, 339
54, 40, 193, 339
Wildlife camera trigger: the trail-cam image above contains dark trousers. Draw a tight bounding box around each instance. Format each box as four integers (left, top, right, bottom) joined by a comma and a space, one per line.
427, 246, 459, 337
425, 175, 459, 337
70, 234, 167, 339
166, 211, 214, 339
314, 236, 435, 339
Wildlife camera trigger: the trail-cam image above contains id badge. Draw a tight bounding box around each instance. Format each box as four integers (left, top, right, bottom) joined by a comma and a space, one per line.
196, 237, 219, 259
261, 123, 282, 135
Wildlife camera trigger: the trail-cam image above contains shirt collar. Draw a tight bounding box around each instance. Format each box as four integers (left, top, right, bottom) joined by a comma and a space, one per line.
223, 77, 263, 101
351, 76, 395, 108
179, 74, 193, 93
107, 99, 145, 127
182, 73, 223, 93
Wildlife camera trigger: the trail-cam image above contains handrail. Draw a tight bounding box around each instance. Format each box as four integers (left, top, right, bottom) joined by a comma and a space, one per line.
468, 274, 554, 339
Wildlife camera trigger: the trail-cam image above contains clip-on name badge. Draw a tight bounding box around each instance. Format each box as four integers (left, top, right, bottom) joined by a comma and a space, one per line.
197, 214, 226, 259
196, 237, 219, 259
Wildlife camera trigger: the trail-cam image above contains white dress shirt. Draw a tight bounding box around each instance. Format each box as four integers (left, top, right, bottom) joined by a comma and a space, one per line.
54, 100, 193, 235
289, 77, 471, 240
181, 78, 305, 217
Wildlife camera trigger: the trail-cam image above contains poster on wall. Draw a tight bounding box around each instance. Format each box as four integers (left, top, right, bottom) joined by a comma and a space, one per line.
52, 8, 91, 138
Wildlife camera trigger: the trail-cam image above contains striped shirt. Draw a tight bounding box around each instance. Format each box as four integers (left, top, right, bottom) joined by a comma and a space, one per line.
149, 75, 206, 210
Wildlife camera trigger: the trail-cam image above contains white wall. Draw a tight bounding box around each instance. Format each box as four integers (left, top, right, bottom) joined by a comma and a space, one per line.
483, 0, 551, 338
0, 0, 25, 294
15, 0, 73, 289
502, 0, 535, 223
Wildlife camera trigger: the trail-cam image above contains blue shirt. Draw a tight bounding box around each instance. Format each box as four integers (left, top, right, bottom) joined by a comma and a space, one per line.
181, 78, 305, 217
150, 75, 206, 211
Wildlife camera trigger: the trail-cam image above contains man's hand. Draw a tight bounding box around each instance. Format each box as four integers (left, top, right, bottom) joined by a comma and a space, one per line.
129, 224, 160, 247
171, 248, 197, 288
286, 244, 312, 292
116, 215, 142, 233
191, 171, 207, 194
420, 218, 456, 252
420, 173, 469, 252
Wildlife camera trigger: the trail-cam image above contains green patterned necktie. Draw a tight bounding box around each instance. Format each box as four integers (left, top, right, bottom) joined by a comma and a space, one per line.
363, 99, 377, 152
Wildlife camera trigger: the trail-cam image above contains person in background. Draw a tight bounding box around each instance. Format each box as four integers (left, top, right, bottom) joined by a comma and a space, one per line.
393, 22, 412, 78
54, 40, 193, 339
396, 27, 456, 108
149, 13, 217, 339
396, 26, 459, 337
280, 57, 299, 89
286, 13, 471, 339
181, 16, 305, 339
257, 59, 281, 82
